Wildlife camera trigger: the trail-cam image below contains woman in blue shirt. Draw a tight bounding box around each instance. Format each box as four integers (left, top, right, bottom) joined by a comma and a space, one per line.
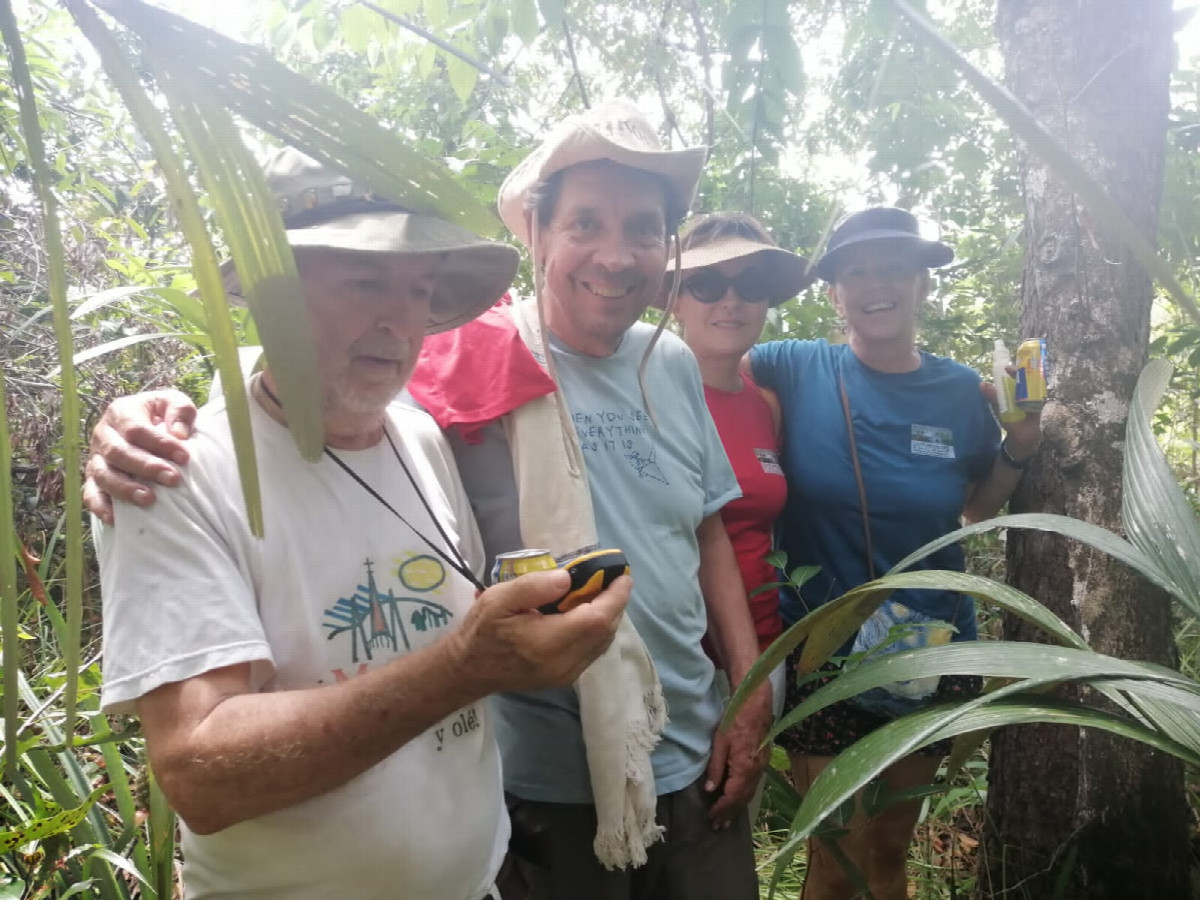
749, 207, 1042, 900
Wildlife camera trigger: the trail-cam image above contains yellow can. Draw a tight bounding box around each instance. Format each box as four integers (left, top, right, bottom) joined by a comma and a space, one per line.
1014, 338, 1048, 412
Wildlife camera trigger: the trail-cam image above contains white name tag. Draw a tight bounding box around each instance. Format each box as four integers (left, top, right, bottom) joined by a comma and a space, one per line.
911, 424, 955, 459
755, 447, 784, 475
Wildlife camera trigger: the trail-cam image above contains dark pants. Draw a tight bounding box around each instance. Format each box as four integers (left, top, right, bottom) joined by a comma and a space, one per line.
498, 777, 758, 900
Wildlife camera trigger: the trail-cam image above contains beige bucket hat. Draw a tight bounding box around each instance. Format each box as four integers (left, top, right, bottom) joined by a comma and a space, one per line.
497, 99, 708, 246
226, 148, 520, 334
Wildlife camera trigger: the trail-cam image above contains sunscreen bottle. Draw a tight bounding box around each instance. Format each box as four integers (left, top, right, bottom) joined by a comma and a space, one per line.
993, 339, 1026, 424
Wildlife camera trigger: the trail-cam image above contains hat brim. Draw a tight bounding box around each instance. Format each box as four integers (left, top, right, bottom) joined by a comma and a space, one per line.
498, 125, 707, 247
814, 231, 954, 282
656, 239, 815, 308
222, 211, 520, 334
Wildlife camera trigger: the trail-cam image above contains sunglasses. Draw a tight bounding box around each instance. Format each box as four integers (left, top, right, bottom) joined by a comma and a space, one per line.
681, 267, 776, 304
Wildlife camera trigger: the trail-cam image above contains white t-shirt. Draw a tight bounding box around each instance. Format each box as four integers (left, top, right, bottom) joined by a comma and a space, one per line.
98, 389, 506, 900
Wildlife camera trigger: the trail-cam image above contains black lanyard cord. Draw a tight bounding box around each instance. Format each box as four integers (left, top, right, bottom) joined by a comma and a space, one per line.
256, 377, 486, 591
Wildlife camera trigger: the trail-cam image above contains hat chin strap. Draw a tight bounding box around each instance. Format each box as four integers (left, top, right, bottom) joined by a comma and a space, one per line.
530, 217, 586, 480
635, 231, 682, 432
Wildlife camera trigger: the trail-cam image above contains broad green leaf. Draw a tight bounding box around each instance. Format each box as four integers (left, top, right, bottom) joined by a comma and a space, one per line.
1123, 359, 1200, 617
339, 3, 376, 53
95, 0, 502, 237
886, 0, 1200, 327
69, 0, 267, 537
445, 50, 479, 103
0, 783, 108, 852
423, 0, 448, 30
0, 0, 85, 750
511, 0, 539, 44
888, 513, 1176, 600
537, 0, 564, 32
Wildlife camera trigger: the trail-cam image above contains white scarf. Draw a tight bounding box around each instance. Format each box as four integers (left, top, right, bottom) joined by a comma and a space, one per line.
503, 297, 667, 869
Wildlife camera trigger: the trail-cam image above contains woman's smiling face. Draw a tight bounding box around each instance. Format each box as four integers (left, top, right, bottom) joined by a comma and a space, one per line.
829, 241, 930, 349
674, 257, 771, 362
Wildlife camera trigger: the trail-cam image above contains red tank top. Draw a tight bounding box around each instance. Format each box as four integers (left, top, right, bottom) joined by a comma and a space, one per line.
704, 373, 788, 652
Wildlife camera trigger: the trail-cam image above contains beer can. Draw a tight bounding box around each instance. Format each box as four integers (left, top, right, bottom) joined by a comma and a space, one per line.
1014, 338, 1048, 412
490, 548, 557, 586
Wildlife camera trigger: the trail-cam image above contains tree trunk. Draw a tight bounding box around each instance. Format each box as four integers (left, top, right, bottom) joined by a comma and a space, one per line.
986, 3, 1190, 899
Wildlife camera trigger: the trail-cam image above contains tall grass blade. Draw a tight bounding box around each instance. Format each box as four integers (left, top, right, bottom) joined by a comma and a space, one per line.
146, 766, 176, 899
93, 0, 502, 238
0, 358, 23, 797
0, 0, 86, 748
68, 0, 265, 535
1123, 360, 1200, 616
885, 0, 1200, 327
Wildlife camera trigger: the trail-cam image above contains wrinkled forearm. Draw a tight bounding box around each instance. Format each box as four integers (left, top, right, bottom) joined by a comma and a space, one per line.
143, 635, 482, 835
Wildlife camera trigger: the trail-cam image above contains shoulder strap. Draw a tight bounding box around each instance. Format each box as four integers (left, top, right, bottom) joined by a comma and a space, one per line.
837, 368, 876, 581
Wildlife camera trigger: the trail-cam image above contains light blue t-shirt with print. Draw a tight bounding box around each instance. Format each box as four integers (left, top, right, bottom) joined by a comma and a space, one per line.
452, 323, 740, 803
751, 339, 999, 643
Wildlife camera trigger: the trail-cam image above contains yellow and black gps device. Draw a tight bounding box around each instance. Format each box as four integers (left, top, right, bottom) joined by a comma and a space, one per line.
539, 549, 630, 614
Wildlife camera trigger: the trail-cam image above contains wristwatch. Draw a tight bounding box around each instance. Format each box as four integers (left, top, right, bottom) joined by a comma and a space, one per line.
999, 439, 1032, 470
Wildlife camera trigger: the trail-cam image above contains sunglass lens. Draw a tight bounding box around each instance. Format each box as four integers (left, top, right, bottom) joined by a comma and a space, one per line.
735, 269, 773, 303
684, 271, 727, 304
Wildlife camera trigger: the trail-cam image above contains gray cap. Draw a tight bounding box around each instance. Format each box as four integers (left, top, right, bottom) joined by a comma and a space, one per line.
227, 148, 520, 333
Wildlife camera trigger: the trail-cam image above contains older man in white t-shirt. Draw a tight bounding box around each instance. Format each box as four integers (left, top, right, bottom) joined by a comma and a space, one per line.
96, 149, 629, 900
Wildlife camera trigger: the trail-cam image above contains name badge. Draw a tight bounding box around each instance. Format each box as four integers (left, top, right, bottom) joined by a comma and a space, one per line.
911, 424, 955, 459
755, 447, 784, 475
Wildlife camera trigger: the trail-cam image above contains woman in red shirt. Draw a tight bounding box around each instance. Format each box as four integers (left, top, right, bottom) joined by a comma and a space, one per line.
669, 213, 813, 710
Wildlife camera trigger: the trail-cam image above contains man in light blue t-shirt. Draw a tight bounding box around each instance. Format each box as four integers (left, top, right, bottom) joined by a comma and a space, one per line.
440, 101, 771, 900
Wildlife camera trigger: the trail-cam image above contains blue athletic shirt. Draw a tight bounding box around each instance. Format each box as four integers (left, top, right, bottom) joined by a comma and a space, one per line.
750, 339, 999, 641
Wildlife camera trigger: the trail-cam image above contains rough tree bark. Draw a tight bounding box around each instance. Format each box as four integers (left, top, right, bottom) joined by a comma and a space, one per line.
986, 3, 1190, 898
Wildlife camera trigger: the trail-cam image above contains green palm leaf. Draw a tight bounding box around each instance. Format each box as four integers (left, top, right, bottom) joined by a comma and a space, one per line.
763, 684, 1200, 896
889, 513, 1176, 598
93, 0, 502, 238
770, 642, 1200, 741
1123, 360, 1200, 617
154, 68, 325, 462
722, 570, 1084, 730
69, 0, 266, 535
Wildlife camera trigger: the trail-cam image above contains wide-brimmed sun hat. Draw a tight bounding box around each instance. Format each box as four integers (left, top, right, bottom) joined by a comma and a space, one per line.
225, 147, 520, 334
814, 206, 953, 283
674, 233, 814, 307
497, 99, 708, 247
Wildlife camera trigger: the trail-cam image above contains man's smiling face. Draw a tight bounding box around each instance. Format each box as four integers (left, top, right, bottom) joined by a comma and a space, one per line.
538, 160, 669, 357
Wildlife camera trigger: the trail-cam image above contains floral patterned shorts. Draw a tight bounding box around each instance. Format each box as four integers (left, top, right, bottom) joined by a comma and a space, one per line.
774, 645, 983, 758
